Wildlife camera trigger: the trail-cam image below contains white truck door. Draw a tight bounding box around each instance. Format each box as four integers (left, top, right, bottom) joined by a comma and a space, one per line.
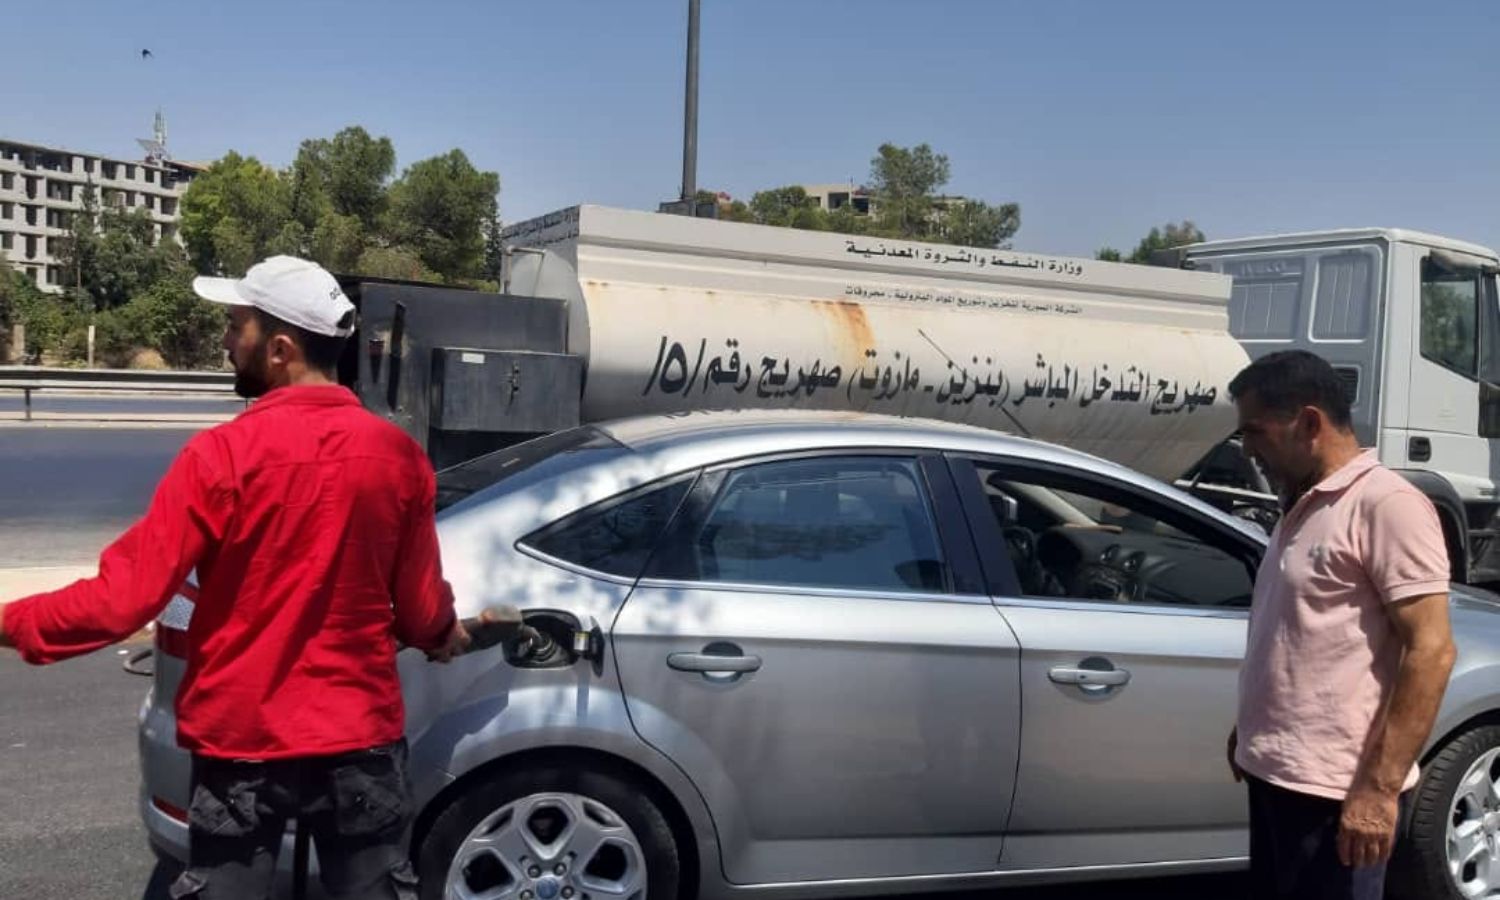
1402, 249, 1500, 578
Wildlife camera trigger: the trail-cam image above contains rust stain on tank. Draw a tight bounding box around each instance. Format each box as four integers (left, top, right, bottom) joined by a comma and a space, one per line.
811, 299, 877, 362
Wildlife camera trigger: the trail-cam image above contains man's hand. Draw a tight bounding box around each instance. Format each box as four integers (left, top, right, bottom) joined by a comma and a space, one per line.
426, 616, 471, 663
1227, 728, 1243, 782
1338, 784, 1401, 868
1337, 591, 1453, 868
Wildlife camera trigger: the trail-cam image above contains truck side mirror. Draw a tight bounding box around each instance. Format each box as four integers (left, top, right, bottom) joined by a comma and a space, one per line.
1481, 273, 1500, 438
1481, 382, 1500, 439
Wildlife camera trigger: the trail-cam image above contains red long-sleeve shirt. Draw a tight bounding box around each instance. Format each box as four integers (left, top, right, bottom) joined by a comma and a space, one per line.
2, 384, 456, 759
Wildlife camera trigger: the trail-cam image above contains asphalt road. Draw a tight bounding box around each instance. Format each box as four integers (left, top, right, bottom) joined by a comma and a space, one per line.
0, 649, 172, 899
0, 393, 247, 417
0, 426, 196, 565
0, 414, 1250, 899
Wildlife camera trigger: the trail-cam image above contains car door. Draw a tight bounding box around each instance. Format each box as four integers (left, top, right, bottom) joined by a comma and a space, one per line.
611, 452, 1022, 885
947, 454, 1258, 870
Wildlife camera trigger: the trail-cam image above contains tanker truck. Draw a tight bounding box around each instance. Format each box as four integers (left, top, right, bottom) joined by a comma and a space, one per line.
1168, 229, 1500, 584
344, 204, 1255, 513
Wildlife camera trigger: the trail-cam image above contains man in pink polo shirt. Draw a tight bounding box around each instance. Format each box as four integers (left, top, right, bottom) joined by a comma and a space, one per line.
1227, 350, 1456, 899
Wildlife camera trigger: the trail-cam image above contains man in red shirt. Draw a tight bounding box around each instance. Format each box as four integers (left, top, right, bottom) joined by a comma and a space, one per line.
1, 255, 465, 899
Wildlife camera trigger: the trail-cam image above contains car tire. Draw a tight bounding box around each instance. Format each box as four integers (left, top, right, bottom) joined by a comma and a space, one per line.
1389, 723, 1500, 900
417, 763, 681, 900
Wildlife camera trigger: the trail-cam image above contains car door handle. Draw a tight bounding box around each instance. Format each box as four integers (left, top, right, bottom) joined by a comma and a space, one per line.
667, 652, 763, 674
1048, 665, 1130, 688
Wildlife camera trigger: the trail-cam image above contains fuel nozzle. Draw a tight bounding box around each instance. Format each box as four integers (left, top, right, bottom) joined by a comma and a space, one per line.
459, 605, 538, 654
459, 606, 601, 669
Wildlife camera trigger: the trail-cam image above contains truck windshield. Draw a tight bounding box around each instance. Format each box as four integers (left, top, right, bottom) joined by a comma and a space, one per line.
435, 426, 623, 512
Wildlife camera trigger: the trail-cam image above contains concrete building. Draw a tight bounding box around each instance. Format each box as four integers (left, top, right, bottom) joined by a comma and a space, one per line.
0, 138, 206, 293
800, 182, 873, 215
798, 183, 974, 222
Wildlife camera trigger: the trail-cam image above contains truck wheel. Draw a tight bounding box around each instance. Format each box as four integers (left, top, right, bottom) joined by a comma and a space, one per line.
417, 763, 680, 900
1390, 723, 1500, 899
1439, 511, 1466, 584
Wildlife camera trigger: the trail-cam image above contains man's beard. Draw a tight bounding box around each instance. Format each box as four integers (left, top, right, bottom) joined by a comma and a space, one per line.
232, 342, 272, 399
1267, 462, 1316, 512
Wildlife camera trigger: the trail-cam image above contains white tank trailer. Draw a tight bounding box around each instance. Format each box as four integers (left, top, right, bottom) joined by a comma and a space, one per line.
492, 205, 1248, 484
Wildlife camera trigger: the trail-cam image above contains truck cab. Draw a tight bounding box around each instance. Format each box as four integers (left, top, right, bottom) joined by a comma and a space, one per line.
1184, 228, 1500, 584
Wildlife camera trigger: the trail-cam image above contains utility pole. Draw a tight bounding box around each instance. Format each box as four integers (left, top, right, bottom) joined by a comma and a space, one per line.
680, 0, 700, 203
661, 0, 710, 217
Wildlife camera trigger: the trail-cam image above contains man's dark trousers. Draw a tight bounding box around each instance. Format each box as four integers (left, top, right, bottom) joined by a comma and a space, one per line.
1247, 774, 1411, 900
169, 739, 418, 900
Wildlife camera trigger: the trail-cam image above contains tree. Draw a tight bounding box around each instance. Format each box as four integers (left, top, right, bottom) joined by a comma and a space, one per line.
1098, 220, 1206, 265
92, 206, 182, 309
355, 246, 438, 283
109, 272, 225, 369
285, 127, 397, 270
748, 186, 826, 230
0, 268, 12, 336
689, 190, 754, 224
483, 209, 504, 285
868, 143, 950, 240
934, 199, 1021, 250
296, 126, 395, 230
721, 200, 755, 224
731, 143, 1018, 247
310, 213, 365, 274
824, 202, 868, 237
53, 185, 182, 310
9, 272, 89, 363
185, 133, 504, 284
54, 183, 101, 295
268, 220, 309, 260
387, 149, 500, 283
180, 152, 292, 275
0, 263, 35, 358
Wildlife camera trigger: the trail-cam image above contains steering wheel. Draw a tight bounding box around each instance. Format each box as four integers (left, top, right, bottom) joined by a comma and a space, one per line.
1002, 526, 1036, 567
1008, 526, 1082, 597
1068, 562, 1140, 603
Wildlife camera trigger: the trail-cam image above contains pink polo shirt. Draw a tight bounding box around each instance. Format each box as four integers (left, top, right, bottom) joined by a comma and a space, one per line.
1235, 450, 1449, 800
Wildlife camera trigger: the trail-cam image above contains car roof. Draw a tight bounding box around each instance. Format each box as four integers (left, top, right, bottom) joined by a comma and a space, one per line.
598, 409, 1157, 487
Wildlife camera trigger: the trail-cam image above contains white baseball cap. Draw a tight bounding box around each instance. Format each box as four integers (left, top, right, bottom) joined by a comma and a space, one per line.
193, 255, 356, 338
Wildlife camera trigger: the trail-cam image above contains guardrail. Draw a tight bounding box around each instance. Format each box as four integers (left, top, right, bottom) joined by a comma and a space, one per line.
0, 366, 237, 421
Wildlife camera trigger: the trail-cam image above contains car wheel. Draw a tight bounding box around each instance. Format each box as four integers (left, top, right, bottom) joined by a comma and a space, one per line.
417, 763, 680, 900
1390, 723, 1500, 900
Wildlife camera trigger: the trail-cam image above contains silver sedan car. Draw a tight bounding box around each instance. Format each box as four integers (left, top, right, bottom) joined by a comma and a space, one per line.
139, 411, 1500, 900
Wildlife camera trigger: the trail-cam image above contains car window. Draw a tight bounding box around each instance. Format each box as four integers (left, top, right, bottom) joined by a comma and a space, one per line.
521, 476, 693, 579
675, 456, 949, 594
435, 426, 622, 513
966, 463, 1253, 608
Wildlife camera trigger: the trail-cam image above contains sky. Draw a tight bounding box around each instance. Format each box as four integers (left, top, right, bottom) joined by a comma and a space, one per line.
3, 0, 1497, 258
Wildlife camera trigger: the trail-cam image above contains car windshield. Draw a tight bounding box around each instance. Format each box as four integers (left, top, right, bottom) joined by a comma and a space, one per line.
992, 479, 1193, 541
435, 426, 623, 513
